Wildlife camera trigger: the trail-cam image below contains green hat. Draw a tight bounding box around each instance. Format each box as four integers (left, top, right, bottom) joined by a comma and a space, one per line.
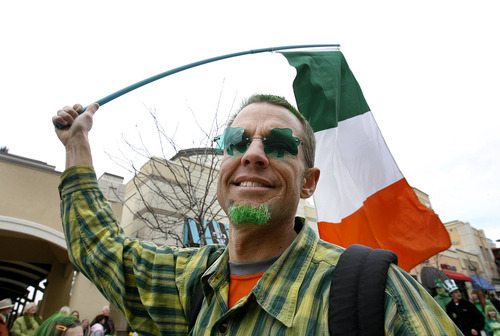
443, 279, 459, 293
434, 279, 445, 288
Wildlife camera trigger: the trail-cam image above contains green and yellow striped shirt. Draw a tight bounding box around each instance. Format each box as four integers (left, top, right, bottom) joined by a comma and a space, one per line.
59, 165, 462, 335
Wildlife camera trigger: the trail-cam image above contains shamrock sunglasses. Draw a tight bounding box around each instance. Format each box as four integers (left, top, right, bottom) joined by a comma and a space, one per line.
214, 127, 303, 157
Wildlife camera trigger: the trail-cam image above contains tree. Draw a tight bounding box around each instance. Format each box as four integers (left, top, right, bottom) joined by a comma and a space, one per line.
118, 103, 230, 247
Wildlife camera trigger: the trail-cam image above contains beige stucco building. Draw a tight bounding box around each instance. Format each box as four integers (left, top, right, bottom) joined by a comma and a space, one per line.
0, 151, 128, 334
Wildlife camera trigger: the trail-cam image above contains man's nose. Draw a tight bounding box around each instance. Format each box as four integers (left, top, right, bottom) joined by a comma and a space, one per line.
240, 138, 269, 168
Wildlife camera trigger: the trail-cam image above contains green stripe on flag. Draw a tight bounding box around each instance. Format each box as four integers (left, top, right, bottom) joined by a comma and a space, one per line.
281, 51, 370, 132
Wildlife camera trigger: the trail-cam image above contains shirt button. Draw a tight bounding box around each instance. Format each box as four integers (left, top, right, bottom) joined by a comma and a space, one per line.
218, 322, 228, 334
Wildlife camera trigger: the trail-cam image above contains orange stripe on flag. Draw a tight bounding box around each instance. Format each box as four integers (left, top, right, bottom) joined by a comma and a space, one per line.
318, 178, 451, 271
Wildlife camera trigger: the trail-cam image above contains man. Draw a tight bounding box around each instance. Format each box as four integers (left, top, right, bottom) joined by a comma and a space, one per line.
102, 305, 115, 335
91, 306, 114, 335
0, 298, 14, 336
53, 94, 462, 335
434, 279, 452, 311
445, 279, 484, 336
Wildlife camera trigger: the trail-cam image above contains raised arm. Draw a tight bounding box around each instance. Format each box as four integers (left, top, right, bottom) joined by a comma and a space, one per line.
52, 103, 99, 168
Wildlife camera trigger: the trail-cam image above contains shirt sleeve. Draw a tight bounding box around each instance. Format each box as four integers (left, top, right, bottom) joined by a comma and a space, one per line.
58, 165, 221, 335
383, 265, 464, 336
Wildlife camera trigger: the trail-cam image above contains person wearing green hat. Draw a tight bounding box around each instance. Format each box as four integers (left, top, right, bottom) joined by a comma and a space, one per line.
445, 279, 485, 336
434, 279, 452, 311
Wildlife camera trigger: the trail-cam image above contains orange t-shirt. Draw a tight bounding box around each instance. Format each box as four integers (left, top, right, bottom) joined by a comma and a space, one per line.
228, 272, 265, 309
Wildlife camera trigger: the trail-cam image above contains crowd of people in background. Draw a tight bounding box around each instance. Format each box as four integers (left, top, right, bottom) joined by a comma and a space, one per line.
2, 280, 500, 335
0, 299, 115, 336
432, 279, 500, 336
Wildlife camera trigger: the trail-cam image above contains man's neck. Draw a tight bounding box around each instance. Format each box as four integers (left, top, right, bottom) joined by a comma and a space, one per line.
228, 219, 298, 263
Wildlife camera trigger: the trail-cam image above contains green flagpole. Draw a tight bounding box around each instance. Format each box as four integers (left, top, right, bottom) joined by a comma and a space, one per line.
55, 44, 340, 129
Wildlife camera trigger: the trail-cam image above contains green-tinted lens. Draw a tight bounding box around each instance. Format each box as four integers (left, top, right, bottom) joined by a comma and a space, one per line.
215, 127, 246, 156
263, 128, 301, 157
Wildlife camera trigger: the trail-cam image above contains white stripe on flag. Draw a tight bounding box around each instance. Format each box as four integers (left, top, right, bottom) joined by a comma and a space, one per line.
313, 111, 403, 222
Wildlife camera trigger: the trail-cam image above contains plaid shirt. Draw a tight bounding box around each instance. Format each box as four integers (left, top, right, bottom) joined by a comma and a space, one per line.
60, 165, 462, 335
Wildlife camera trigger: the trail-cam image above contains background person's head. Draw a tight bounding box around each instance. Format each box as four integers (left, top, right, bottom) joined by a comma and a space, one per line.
94, 314, 105, 325
81, 319, 89, 329
435, 286, 447, 296
0, 298, 14, 316
485, 305, 499, 321
59, 306, 71, 316
34, 314, 82, 336
102, 305, 110, 317
71, 310, 79, 319
471, 289, 486, 304
471, 289, 488, 311
23, 302, 37, 316
434, 279, 447, 296
450, 289, 462, 301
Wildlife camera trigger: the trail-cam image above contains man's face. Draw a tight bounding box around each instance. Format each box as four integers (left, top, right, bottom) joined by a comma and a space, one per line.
0, 307, 12, 316
436, 287, 446, 296
103, 307, 110, 316
217, 103, 319, 226
450, 290, 462, 301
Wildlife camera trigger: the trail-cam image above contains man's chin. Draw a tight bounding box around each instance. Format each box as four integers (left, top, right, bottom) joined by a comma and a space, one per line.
228, 203, 271, 225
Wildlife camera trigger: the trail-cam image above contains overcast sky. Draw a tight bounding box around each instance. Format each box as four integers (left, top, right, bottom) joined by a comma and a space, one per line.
1, 1, 499, 246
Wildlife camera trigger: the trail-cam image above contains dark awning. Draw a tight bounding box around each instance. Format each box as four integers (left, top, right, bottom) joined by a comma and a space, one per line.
420, 267, 450, 288
442, 270, 473, 282
470, 275, 495, 290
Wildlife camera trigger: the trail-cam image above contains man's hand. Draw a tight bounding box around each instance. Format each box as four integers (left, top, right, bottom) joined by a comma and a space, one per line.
52, 103, 99, 168
53, 103, 99, 145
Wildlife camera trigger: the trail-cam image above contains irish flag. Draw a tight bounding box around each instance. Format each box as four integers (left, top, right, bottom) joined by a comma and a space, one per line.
280, 50, 451, 271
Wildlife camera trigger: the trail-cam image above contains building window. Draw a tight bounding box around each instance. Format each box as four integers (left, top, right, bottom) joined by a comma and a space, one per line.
184, 218, 229, 247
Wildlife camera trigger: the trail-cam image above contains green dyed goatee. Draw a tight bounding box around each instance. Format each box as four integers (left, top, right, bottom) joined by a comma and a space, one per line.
229, 204, 271, 225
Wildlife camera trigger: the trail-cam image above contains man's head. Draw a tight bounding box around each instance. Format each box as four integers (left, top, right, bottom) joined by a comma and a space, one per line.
227, 94, 316, 169
449, 289, 462, 302
217, 94, 320, 227
102, 305, 110, 316
0, 298, 14, 316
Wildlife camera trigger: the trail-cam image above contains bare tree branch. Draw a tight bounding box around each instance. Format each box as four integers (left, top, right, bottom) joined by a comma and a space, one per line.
115, 98, 229, 247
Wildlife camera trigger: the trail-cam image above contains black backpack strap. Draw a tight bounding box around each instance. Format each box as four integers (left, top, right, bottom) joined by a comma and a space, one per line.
329, 244, 398, 336
188, 281, 204, 333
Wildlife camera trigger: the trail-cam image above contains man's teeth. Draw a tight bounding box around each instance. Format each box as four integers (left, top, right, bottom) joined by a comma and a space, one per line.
239, 181, 265, 187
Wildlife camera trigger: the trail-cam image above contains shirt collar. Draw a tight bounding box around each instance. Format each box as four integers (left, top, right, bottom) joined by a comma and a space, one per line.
202, 217, 319, 327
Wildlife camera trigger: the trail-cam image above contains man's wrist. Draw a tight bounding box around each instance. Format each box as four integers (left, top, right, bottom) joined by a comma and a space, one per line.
65, 138, 92, 168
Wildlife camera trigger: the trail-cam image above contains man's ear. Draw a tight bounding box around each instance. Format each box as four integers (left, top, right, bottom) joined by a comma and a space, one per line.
300, 167, 320, 199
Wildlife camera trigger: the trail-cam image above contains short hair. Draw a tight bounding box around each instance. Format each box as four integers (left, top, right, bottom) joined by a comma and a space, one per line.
227, 94, 316, 168
34, 314, 80, 336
